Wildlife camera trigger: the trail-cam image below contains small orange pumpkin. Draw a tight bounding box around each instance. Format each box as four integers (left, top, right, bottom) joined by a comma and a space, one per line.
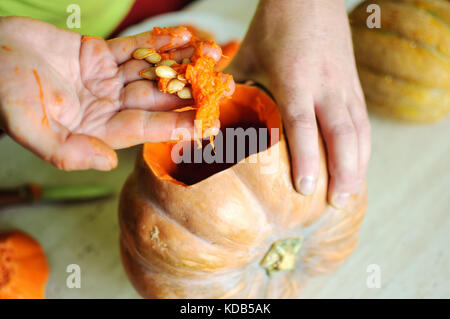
0, 230, 49, 299
119, 84, 367, 298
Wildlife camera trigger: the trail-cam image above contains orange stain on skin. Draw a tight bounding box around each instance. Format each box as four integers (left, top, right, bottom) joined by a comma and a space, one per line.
1, 45, 12, 51
55, 94, 64, 104
32, 70, 49, 126
88, 136, 103, 153
173, 106, 196, 112
151, 26, 187, 51
14, 66, 19, 72
81, 36, 103, 43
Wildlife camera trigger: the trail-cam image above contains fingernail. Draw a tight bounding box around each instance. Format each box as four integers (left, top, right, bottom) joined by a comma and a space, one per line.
331, 193, 350, 209
297, 176, 316, 195
92, 155, 112, 171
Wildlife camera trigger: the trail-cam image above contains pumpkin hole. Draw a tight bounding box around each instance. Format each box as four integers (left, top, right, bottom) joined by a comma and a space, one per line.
144, 85, 282, 186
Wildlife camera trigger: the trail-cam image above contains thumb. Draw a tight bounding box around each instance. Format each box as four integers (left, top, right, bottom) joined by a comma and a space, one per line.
50, 133, 118, 171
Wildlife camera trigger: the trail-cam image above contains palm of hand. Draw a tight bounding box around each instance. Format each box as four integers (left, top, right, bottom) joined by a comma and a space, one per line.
0, 17, 214, 170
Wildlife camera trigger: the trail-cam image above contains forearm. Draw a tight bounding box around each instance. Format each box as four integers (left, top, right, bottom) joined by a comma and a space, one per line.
257, 0, 347, 29
230, 0, 349, 79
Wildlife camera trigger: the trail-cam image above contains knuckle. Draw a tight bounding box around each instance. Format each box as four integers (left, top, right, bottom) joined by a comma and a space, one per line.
285, 112, 316, 131
332, 166, 358, 185
50, 151, 78, 171
330, 122, 356, 139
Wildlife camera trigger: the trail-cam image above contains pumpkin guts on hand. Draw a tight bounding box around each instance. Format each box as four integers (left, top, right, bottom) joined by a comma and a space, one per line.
0, 17, 233, 171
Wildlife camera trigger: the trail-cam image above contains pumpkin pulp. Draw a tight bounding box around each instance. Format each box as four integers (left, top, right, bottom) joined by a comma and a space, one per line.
151, 27, 233, 137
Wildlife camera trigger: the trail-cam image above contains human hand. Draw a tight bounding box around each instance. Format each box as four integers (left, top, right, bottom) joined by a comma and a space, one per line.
227, 0, 371, 208
0, 17, 225, 171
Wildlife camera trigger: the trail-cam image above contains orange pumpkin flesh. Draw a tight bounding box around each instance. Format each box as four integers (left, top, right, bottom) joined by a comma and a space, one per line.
151, 27, 233, 137
0, 230, 49, 299
119, 84, 367, 298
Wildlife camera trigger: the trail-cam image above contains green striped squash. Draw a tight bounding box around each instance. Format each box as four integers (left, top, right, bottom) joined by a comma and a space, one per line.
350, 0, 450, 122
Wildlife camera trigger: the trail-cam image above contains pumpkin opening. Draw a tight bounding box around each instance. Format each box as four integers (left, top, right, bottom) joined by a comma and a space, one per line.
143, 85, 282, 186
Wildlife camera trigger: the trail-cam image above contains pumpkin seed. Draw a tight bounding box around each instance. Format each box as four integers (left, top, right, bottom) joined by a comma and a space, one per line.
139, 67, 157, 80
157, 59, 177, 67
177, 74, 186, 82
167, 79, 185, 94
144, 52, 162, 64
155, 65, 177, 79
132, 48, 155, 60
177, 87, 192, 99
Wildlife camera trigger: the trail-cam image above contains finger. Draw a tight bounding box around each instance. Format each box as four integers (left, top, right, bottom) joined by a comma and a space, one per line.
119, 54, 233, 88
172, 43, 235, 96
280, 93, 320, 196
169, 42, 222, 63
103, 109, 199, 148
347, 95, 371, 188
121, 80, 193, 111
119, 59, 152, 84
222, 74, 235, 97
50, 133, 118, 171
108, 26, 192, 64
316, 95, 359, 209
120, 74, 234, 110
120, 43, 229, 89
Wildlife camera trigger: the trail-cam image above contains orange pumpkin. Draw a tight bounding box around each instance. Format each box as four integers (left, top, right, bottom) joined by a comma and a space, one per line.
0, 230, 49, 299
119, 84, 367, 298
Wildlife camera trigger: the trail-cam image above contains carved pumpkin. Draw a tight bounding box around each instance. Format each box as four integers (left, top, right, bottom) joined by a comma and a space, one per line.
0, 230, 49, 299
350, 0, 450, 122
119, 84, 367, 298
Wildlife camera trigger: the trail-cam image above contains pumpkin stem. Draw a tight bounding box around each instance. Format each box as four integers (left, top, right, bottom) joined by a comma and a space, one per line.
260, 238, 302, 277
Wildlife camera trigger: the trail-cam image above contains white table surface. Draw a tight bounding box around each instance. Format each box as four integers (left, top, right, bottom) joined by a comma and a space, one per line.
0, 0, 449, 298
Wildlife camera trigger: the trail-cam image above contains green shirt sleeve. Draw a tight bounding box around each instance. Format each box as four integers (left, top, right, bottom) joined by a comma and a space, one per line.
0, 0, 134, 38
